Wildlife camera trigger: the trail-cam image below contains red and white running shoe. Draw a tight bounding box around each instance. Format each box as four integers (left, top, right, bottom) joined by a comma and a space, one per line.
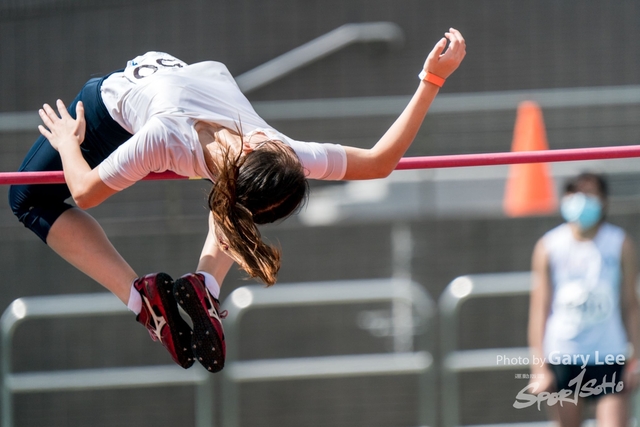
173, 273, 227, 373
134, 272, 195, 369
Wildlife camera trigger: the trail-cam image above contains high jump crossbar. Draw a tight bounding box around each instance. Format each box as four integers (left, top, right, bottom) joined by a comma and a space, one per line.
1, 144, 640, 186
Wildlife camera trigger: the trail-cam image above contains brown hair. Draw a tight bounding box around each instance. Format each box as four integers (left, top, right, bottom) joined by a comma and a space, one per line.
208, 140, 308, 286
564, 172, 608, 199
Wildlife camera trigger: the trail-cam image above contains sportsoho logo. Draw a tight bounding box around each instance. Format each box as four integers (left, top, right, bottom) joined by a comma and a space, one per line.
504, 352, 626, 410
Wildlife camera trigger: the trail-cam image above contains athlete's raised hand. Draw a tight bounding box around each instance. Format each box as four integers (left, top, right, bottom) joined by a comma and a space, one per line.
423, 27, 466, 79
38, 99, 86, 151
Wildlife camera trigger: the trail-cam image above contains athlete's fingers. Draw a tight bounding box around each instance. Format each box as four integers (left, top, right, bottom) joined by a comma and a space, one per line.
444, 29, 465, 51
449, 28, 464, 44
75, 101, 86, 144
41, 103, 58, 122
452, 30, 466, 58
75, 101, 84, 119
56, 99, 70, 119
75, 101, 85, 122
448, 28, 466, 57
37, 124, 53, 141
444, 32, 461, 55
38, 107, 55, 129
427, 37, 447, 62
423, 27, 466, 80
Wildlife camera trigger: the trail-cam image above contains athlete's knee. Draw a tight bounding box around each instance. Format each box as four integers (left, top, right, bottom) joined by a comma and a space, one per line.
8, 185, 72, 243
8, 184, 29, 219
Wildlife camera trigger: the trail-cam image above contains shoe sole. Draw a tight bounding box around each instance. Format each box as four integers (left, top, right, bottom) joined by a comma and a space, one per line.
173, 277, 225, 373
153, 273, 195, 369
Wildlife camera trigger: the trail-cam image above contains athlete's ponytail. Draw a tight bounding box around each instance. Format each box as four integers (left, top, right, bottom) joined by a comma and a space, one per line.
208, 140, 308, 286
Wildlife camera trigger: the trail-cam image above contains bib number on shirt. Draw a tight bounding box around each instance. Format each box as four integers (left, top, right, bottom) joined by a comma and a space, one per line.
552, 281, 614, 339
126, 52, 187, 81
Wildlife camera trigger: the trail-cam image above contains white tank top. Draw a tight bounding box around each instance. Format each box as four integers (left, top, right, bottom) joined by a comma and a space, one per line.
543, 222, 628, 364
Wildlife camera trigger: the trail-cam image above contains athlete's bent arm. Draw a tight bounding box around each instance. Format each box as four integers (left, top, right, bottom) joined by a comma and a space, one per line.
341, 28, 466, 180
38, 100, 118, 209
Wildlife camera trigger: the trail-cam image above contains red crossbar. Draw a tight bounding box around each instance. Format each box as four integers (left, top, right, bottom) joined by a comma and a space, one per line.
395, 145, 640, 170
2, 145, 640, 185
0, 170, 185, 185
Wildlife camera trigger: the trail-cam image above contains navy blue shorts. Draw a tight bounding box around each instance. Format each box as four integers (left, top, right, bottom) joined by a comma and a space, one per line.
549, 363, 626, 400
8, 73, 132, 243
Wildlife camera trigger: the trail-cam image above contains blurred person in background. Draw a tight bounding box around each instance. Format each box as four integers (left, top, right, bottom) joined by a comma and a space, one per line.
528, 172, 640, 426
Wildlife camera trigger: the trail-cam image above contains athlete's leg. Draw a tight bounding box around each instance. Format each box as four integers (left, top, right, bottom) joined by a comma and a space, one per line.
8, 133, 137, 303
8, 132, 195, 368
550, 402, 582, 427
43, 204, 194, 369
545, 365, 583, 427
8, 73, 139, 301
46, 207, 137, 303
171, 213, 235, 372
595, 393, 629, 427
9, 74, 195, 368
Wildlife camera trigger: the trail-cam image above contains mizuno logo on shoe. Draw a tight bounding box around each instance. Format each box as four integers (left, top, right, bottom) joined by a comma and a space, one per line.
142, 294, 167, 343
205, 290, 221, 322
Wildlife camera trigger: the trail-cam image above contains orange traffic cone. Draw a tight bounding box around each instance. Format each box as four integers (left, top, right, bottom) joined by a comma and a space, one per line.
503, 101, 557, 217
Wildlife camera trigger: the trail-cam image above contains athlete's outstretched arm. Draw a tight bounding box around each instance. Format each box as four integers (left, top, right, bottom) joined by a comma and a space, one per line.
38, 100, 118, 209
341, 28, 466, 180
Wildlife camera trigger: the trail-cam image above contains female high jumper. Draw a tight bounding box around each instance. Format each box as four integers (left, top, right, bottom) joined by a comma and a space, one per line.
9, 28, 465, 372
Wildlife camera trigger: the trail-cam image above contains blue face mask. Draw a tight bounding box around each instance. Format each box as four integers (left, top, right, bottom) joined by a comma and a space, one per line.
560, 192, 603, 230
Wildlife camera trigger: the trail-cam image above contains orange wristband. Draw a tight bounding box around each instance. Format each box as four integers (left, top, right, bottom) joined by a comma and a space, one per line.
418, 70, 445, 87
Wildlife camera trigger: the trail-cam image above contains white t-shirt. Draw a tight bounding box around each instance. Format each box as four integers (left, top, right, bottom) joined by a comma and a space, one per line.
98, 51, 347, 191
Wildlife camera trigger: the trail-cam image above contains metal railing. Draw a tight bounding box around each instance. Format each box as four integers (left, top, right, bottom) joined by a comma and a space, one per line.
5, 84, 640, 133
220, 278, 436, 427
235, 22, 404, 93
439, 272, 532, 427
1, 279, 435, 427
0, 293, 214, 427
439, 272, 639, 427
